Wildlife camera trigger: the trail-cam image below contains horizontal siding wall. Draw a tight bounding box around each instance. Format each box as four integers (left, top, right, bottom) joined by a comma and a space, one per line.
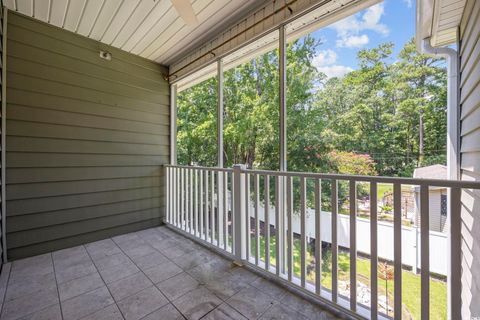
5, 12, 169, 260
459, 0, 480, 318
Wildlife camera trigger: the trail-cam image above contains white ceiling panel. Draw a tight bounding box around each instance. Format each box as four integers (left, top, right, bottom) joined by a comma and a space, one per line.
77, 0, 105, 36
121, 0, 172, 52
16, 0, 33, 17
100, 0, 141, 44
129, 4, 178, 56
48, 0, 68, 27
4, 0, 262, 66
63, 0, 86, 31
88, 0, 123, 41
33, 0, 50, 21
111, 0, 157, 47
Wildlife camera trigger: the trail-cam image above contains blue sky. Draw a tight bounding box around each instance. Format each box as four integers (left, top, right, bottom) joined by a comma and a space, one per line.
309, 0, 416, 78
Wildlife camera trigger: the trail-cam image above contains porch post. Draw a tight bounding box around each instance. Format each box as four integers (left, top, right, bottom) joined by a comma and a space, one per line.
233, 164, 246, 261
170, 84, 177, 165
217, 60, 225, 247
278, 25, 287, 273
449, 187, 462, 320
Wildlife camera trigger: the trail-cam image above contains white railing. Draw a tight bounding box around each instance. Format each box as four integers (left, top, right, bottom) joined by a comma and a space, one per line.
164, 164, 480, 320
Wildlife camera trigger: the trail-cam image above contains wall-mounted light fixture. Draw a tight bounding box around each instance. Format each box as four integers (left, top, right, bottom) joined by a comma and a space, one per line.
99, 50, 112, 61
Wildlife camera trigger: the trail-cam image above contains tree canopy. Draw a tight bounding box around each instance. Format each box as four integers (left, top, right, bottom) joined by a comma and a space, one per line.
177, 37, 447, 178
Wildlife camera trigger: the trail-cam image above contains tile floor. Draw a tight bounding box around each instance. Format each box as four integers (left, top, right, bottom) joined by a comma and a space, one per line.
0, 226, 339, 320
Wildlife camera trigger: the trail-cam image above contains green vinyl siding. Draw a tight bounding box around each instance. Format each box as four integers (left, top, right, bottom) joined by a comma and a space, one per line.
459, 0, 480, 318
5, 12, 169, 260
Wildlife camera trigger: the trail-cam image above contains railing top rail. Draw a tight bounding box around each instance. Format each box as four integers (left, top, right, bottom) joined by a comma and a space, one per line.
164, 164, 480, 189
243, 168, 480, 189
165, 164, 233, 173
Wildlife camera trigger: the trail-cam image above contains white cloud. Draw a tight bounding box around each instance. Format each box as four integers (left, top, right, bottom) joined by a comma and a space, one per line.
312, 49, 353, 78
330, 3, 389, 48
402, 0, 412, 8
317, 65, 354, 78
312, 49, 337, 67
336, 34, 369, 48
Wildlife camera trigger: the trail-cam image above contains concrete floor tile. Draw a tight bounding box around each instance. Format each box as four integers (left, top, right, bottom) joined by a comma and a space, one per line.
61, 286, 114, 320
1, 288, 59, 320
98, 261, 139, 284
117, 286, 168, 320
94, 253, 131, 271
17, 304, 62, 320
226, 286, 276, 320
172, 287, 222, 320
55, 260, 97, 284
259, 304, 309, 320
141, 303, 184, 320
202, 303, 247, 320
156, 272, 199, 301
58, 272, 104, 301
80, 304, 124, 320
107, 272, 152, 301
5, 272, 56, 302
143, 261, 182, 284
85, 239, 122, 261
130, 251, 169, 271
250, 277, 287, 300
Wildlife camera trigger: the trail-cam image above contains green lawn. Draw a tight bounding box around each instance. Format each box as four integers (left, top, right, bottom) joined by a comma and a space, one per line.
377, 183, 393, 200
250, 236, 446, 319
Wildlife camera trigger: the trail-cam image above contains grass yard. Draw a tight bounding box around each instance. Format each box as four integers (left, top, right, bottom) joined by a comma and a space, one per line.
250, 235, 446, 319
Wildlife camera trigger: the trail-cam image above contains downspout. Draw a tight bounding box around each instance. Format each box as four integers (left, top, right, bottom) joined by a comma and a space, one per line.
420, 38, 459, 181
420, 37, 460, 320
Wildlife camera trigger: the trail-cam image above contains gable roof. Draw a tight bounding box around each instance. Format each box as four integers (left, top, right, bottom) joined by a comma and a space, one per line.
413, 164, 447, 180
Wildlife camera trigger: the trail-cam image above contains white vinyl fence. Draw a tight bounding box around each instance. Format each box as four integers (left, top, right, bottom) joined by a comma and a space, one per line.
250, 203, 448, 276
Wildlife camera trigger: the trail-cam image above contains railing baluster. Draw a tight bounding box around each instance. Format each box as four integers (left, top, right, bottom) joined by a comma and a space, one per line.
350, 180, 357, 311
189, 168, 193, 233
246, 173, 251, 261
181, 168, 185, 230
166, 167, 169, 223
265, 175, 270, 271
184, 168, 188, 231
393, 183, 402, 320
211, 170, 215, 244
199, 169, 204, 238
300, 176, 306, 288
420, 184, 430, 320
217, 171, 223, 248
231, 171, 235, 252
223, 172, 228, 251
173, 168, 179, 227
255, 174, 260, 266
204, 170, 209, 241
315, 178, 321, 295
194, 169, 198, 236
287, 176, 293, 281
275, 176, 280, 276
331, 179, 338, 303
370, 182, 378, 320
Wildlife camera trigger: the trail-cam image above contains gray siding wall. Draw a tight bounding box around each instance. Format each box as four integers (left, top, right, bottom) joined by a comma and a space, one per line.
5, 12, 169, 260
459, 0, 480, 317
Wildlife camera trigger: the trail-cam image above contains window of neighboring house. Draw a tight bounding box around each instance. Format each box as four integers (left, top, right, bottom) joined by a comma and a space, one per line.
441, 194, 447, 216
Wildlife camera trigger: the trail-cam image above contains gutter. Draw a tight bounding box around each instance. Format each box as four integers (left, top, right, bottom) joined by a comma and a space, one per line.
420, 37, 460, 320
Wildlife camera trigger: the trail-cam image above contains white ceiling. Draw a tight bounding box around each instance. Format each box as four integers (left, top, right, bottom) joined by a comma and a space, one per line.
4, 0, 262, 65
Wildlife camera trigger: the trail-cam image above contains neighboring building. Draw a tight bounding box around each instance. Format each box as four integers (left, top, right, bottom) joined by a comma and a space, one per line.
413, 164, 448, 232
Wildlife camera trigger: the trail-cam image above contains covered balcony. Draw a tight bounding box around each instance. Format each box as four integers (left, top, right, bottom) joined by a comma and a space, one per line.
0, 0, 478, 319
